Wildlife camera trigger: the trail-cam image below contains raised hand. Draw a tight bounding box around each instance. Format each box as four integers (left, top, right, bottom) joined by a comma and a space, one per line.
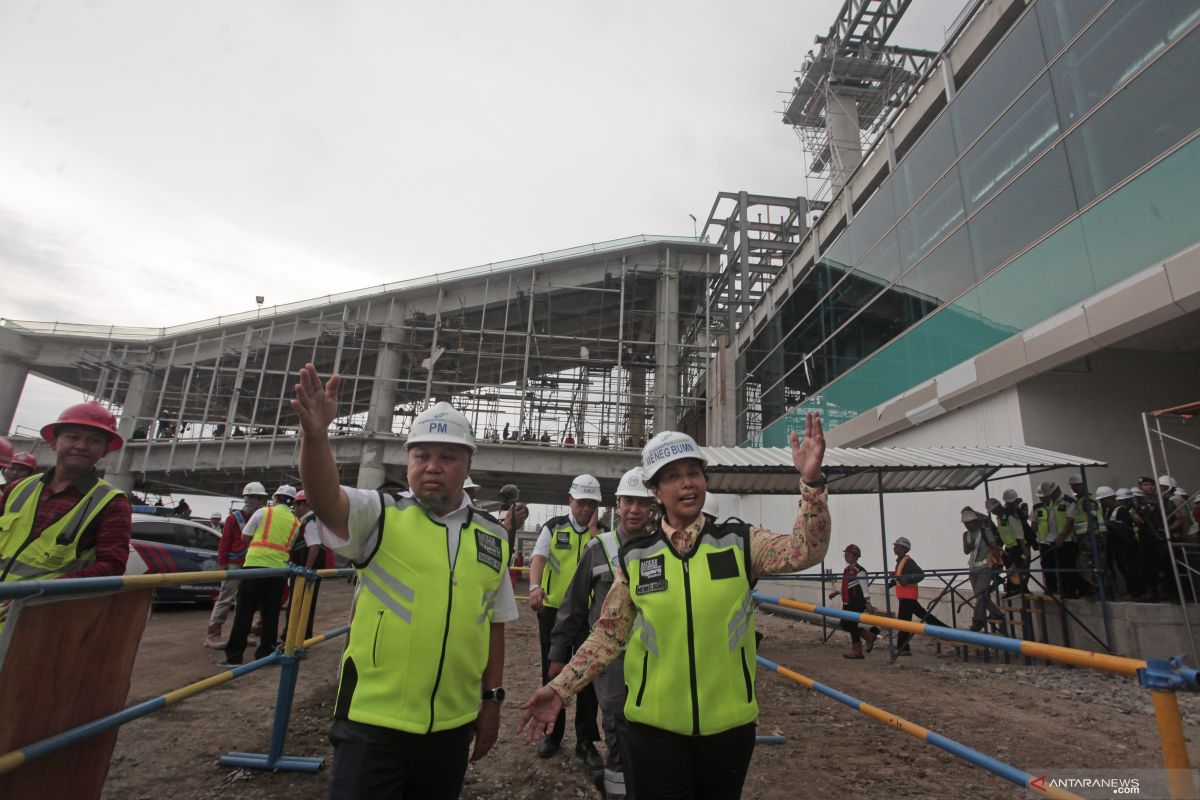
290, 363, 342, 438
789, 411, 827, 482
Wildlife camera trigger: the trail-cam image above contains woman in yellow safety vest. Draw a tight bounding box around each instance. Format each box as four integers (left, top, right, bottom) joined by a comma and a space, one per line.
519, 413, 831, 800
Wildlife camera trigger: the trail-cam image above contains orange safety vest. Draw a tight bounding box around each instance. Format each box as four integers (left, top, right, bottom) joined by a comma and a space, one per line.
893, 555, 919, 600
244, 506, 299, 568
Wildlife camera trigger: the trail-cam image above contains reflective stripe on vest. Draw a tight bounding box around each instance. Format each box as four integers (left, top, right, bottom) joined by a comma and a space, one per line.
1073, 494, 1105, 538
620, 521, 757, 736
995, 514, 1020, 548
544, 518, 593, 608
0, 473, 122, 582
894, 555, 919, 600
594, 530, 621, 578
1036, 502, 1072, 544
336, 497, 510, 734
243, 505, 299, 568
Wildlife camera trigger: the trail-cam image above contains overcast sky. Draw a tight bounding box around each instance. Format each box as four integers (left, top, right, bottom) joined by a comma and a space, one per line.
1, 0, 961, 436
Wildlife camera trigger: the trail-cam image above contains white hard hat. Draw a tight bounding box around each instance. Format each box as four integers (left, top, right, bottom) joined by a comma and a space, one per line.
961, 507, 981, 524
985, 497, 1002, 512
242, 481, 268, 497
1068, 473, 1083, 485
1001, 489, 1020, 504
407, 401, 476, 453
893, 536, 912, 550
274, 484, 297, 499
1036, 480, 1059, 498
1159, 474, 1178, 488
1095, 486, 1116, 500
641, 431, 706, 483
1115, 488, 1135, 501
464, 476, 480, 490
615, 467, 653, 499
569, 474, 602, 502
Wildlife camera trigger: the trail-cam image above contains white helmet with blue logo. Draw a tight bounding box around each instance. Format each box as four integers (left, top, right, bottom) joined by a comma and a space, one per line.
406, 401, 476, 453
616, 467, 654, 498
641, 431, 706, 483
569, 474, 603, 502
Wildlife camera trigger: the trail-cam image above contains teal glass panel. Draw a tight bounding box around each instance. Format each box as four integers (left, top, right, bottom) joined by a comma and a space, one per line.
1037, 0, 1108, 56
1082, 135, 1200, 292
893, 114, 958, 213
848, 182, 898, 265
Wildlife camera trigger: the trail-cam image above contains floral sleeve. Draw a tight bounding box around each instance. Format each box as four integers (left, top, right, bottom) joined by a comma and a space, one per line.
748, 482, 831, 578
547, 577, 638, 702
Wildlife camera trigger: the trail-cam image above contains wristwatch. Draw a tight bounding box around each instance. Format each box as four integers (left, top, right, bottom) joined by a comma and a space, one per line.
482, 687, 506, 704
529, 584, 541, 592
802, 472, 828, 488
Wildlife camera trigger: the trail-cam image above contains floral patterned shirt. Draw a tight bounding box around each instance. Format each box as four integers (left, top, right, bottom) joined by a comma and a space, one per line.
548, 481, 830, 701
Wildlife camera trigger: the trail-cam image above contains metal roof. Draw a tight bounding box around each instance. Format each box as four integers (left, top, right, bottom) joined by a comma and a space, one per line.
701, 444, 1106, 495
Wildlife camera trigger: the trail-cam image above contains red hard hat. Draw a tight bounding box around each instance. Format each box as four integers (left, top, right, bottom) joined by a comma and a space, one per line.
0, 437, 11, 468
10, 452, 39, 470
295, 490, 307, 503
40, 401, 124, 452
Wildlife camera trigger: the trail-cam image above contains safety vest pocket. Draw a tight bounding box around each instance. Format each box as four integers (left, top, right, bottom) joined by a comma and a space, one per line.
740, 646, 753, 703
635, 651, 649, 707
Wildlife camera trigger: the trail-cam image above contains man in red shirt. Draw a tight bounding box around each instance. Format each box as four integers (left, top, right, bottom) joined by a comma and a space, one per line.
205, 481, 270, 648
0, 402, 132, 595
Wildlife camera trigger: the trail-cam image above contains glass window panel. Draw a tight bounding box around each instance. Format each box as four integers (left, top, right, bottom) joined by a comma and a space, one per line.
892, 114, 958, 212
898, 165, 968, 268
1051, 0, 1200, 127
1082, 135, 1200, 292
951, 11, 1048, 150
899, 227, 976, 309
959, 74, 1061, 212
847, 182, 898, 265
967, 146, 1078, 277
1037, 0, 1108, 56
975, 219, 1093, 332
857, 230, 903, 286
1065, 31, 1200, 205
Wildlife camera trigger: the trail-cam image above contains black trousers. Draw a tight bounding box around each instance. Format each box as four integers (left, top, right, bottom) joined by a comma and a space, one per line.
225, 569, 286, 663
839, 601, 878, 644
1043, 542, 1090, 597
327, 718, 474, 800
619, 719, 756, 800
537, 605, 599, 745
894, 597, 948, 652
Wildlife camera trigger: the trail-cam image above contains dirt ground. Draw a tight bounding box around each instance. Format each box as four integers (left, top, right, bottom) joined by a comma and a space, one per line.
99, 581, 1200, 799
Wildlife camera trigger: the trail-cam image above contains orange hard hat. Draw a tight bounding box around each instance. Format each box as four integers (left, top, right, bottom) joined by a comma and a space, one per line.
40, 401, 123, 452
0, 437, 11, 468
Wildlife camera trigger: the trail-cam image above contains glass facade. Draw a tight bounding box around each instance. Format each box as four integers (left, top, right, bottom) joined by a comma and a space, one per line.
740, 0, 1200, 445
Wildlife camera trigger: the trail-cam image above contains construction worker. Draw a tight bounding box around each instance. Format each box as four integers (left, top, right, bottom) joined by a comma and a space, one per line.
889, 536, 948, 660
0, 437, 12, 484
205, 481, 270, 648
219, 484, 300, 666
827, 543, 880, 659
0, 402, 131, 598
3, 452, 39, 487
1032, 480, 1086, 597
1098, 487, 1140, 599
961, 507, 1004, 631
1068, 474, 1103, 597
464, 475, 480, 502
294, 366, 519, 798
547, 467, 654, 798
281, 489, 333, 641
986, 494, 1031, 595
527, 474, 604, 766
520, 415, 831, 800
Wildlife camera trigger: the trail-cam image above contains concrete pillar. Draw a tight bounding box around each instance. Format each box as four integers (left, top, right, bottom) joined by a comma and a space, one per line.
654, 250, 680, 432
628, 369, 647, 444
106, 368, 161, 493
0, 357, 29, 436
826, 88, 862, 195
359, 308, 405, 490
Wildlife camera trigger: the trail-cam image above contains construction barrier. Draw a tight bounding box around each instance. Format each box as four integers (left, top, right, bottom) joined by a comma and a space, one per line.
757, 655, 1084, 800
0, 565, 353, 795
756, 591, 1200, 800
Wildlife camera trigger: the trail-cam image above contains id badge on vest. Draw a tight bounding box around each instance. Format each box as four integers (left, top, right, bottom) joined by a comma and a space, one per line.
555, 530, 572, 550
636, 555, 667, 595
476, 531, 503, 572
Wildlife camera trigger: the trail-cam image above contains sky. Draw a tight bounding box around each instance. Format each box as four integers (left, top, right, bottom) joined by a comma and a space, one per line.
0, 0, 962, 440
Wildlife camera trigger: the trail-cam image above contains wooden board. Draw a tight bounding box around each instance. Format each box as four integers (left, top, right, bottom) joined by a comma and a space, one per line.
0, 589, 153, 800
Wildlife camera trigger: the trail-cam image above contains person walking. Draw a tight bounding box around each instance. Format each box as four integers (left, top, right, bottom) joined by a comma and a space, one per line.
520, 415, 831, 800
294, 366, 520, 799
527, 474, 605, 767
205, 481, 270, 648
889, 537, 948, 660
962, 507, 1004, 632
827, 544, 879, 659
547, 467, 654, 798
219, 484, 301, 665
1032, 481, 1087, 597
